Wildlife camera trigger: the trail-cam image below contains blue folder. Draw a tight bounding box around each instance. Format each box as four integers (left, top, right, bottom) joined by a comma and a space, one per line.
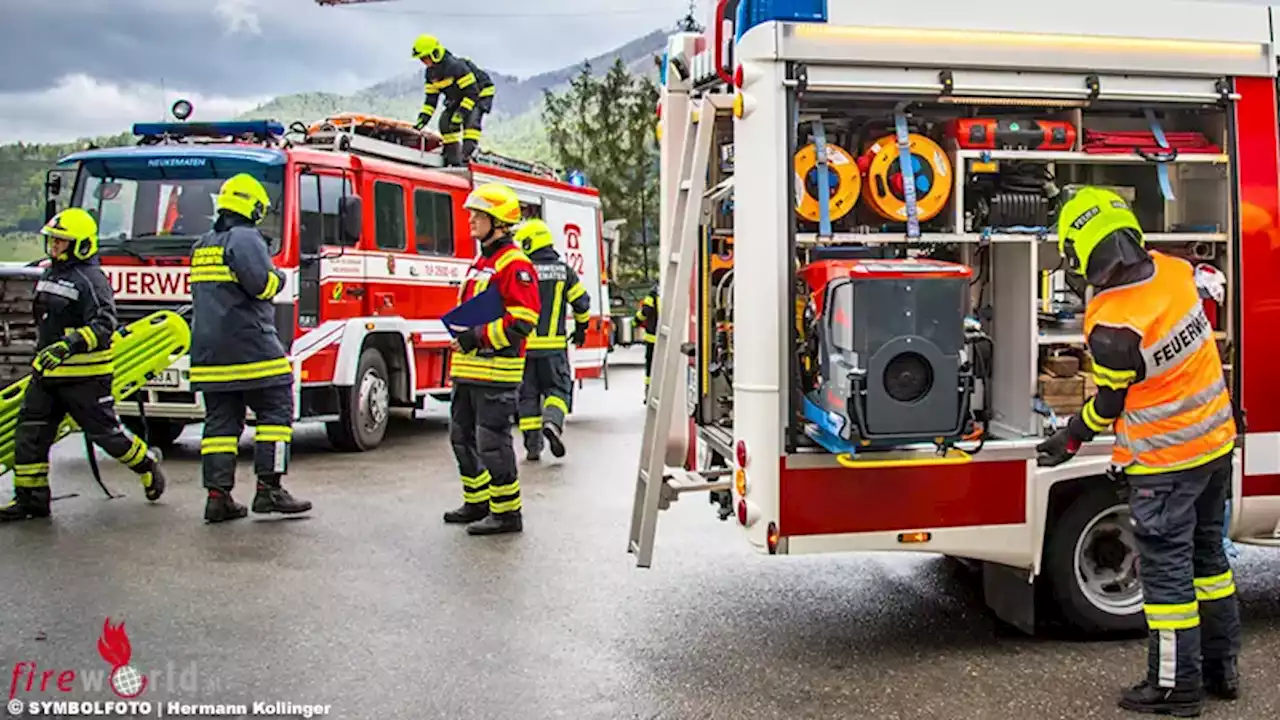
442, 287, 505, 337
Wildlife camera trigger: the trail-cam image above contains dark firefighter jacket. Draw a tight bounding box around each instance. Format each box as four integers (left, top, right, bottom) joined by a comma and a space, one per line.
421, 51, 483, 119
459, 57, 496, 102
189, 213, 291, 392
450, 238, 541, 387
635, 290, 658, 343
526, 246, 590, 355
33, 256, 118, 382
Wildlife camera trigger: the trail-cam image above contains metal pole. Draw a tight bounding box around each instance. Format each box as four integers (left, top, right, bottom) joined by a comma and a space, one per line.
641, 175, 650, 283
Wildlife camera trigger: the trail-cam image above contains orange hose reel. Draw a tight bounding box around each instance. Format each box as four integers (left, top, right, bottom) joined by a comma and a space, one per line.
794, 143, 861, 223
861, 134, 953, 223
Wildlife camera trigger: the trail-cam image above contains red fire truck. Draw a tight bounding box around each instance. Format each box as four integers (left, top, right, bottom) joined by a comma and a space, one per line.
44, 116, 611, 451
631, 0, 1280, 637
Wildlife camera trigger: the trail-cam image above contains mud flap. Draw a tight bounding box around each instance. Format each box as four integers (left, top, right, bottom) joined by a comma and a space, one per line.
983, 561, 1037, 635
0, 311, 191, 476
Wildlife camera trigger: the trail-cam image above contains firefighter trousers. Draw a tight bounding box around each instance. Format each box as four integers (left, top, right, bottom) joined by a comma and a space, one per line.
450, 382, 521, 515
200, 384, 293, 492
517, 352, 573, 453
643, 341, 655, 394
1129, 454, 1240, 689
13, 375, 155, 489
440, 96, 491, 165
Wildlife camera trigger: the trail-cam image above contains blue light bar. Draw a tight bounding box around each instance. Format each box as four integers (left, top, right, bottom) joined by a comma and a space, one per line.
565, 170, 587, 187
131, 120, 285, 139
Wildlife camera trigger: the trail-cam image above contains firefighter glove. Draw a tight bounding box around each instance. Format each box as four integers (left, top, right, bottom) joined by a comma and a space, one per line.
32, 341, 72, 373
414, 113, 430, 130
1035, 427, 1081, 467
572, 326, 587, 347
455, 329, 479, 353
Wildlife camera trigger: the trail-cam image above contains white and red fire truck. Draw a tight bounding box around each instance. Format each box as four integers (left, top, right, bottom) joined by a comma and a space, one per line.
45, 116, 611, 451
630, 0, 1280, 636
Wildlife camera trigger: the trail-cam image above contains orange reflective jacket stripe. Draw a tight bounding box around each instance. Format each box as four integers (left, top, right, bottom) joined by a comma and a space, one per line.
1085, 252, 1236, 474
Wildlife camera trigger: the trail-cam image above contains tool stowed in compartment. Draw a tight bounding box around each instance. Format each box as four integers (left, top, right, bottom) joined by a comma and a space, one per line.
946, 118, 1077, 151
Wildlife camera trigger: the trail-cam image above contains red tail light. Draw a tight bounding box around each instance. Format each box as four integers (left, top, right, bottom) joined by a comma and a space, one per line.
735, 439, 748, 468
734, 64, 743, 88
736, 498, 748, 526
766, 522, 780, 554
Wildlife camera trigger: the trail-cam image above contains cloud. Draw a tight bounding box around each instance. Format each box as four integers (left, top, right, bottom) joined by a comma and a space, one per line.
0, 75, 268, 144
213, 0, 263, 35
0, 0, 695, 142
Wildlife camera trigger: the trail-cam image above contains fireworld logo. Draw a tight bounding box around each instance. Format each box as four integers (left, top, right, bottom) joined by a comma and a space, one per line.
9, 617, 218, 700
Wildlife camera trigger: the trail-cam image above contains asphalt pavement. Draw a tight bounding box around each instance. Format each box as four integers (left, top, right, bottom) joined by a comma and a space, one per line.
2, 346, 1279, 720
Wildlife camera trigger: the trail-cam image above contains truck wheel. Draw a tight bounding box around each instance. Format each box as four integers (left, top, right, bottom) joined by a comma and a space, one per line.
123, 417, 186, 451
1043, 483, 1146, 635
325, 347, 390, 452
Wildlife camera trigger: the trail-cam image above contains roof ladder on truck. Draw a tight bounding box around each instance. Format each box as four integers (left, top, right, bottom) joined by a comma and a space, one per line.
627, 93, 734, 568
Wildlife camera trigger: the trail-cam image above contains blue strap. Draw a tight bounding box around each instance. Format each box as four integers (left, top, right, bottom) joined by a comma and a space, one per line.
812, 121, 832, 238
894, 110, 920, 239
1144, 108, 1176, 201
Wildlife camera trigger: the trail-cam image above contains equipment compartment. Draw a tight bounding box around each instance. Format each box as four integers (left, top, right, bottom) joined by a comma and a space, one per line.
728, 97, 1240, 453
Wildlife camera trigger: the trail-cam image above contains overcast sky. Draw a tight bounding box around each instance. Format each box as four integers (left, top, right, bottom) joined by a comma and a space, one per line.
0, 0, 699, 144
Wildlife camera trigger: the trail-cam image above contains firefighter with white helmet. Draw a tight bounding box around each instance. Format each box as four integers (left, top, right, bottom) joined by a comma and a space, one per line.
1037, 186, 1240, 715
2, 208, 169, 521
444, 182, 541, 535
190, 173, 311, 524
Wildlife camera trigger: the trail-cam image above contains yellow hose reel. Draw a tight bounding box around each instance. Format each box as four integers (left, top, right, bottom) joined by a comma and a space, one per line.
794, 143, 861, 223
863, 133, 953, 223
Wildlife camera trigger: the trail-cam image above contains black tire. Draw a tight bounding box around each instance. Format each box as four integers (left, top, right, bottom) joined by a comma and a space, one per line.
1042, 482, 1146, 635
123, 417, 186, 451
325, 347, 390, 452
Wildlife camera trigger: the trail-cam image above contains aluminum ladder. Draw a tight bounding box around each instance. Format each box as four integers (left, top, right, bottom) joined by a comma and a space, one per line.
627, 94, 733, 568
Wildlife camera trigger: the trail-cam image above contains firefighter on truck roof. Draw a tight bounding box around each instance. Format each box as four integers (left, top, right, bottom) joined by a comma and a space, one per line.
411, 34, 496, 167
513, 219, 591, 462
1, 209, 170, 522
190, 174, 312, 524
444, 182, 541, 535
1036, 187, 1240, 716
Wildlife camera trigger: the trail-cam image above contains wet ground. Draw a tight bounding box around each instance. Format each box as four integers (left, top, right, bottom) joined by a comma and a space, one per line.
2, 346, 1279, 720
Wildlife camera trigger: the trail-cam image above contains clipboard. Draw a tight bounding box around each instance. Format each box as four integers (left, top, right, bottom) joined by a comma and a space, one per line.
442, 287, 504, 337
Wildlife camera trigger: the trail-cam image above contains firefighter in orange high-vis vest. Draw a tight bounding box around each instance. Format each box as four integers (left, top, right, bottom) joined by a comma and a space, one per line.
1036, 187, 1240, 717
444, 182, 541, 535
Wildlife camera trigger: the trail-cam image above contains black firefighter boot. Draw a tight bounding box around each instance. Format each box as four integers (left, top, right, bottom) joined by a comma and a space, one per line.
466, 510, 522, 536
443, 503, 488, 524
138, 455, 167, 502
1118, 681, 1205, 717
542, 423, 566, 458
205, 489, 248, 523
524, 432, 542, 462
252, 475, 312, 515
1204, 659, 1240, 701
0, 487, 51, 522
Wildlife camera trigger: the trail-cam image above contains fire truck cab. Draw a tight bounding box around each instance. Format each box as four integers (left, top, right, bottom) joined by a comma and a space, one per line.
47, 118, 611, 451
630, 0, 1280, 636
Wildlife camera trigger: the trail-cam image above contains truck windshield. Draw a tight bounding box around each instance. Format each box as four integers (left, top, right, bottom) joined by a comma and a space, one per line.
70, 157, 284, 256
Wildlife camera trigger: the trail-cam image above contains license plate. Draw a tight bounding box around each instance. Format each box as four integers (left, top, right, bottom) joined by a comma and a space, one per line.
145, 369, 181, 389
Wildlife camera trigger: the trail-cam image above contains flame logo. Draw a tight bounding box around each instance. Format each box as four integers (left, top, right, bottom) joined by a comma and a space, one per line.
97, 619, 132, 668
97, 618, 148, 699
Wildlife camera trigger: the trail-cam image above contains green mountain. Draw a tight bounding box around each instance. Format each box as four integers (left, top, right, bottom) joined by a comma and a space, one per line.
0, 30, 669, 264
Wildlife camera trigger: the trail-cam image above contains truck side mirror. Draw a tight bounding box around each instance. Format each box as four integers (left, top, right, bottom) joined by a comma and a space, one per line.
44, 172, 63, 221
339, 195, 362, 245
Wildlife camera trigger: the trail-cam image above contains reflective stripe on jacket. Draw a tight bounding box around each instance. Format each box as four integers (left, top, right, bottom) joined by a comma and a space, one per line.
1085, 252, 1236, 474
33, 258, 118, 381
526, 246, 590, 354
421, 51, 481, 118
189, 215, 291, 392
449, 240, 541, 387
